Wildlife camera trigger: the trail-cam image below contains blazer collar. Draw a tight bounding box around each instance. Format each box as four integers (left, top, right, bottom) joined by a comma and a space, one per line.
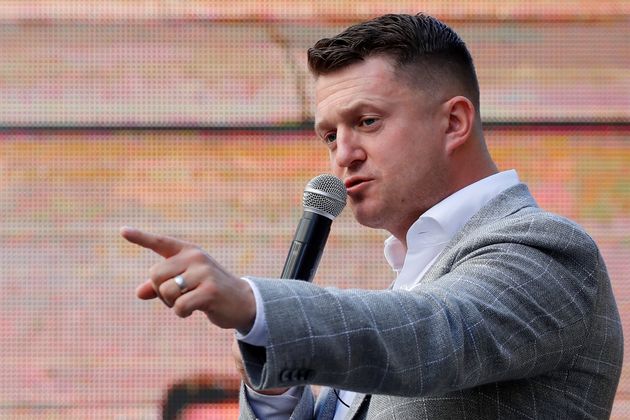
416, 183, 537, 286
461, 183, 537, 231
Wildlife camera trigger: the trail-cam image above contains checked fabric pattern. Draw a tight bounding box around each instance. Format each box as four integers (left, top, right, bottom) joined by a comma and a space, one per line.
238, 184, 623, 419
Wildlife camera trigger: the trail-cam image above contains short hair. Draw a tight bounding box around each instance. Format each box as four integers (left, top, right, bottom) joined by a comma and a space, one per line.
307, 13, 480, 110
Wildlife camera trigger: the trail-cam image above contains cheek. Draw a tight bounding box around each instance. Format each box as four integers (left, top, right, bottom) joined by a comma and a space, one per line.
328, 152, 341, 175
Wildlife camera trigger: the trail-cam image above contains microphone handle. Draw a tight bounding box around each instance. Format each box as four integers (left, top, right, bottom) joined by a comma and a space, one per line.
281, 211, 332, 281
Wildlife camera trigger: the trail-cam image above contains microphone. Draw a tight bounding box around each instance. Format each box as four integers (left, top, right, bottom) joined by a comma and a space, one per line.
281, 174, 347, 282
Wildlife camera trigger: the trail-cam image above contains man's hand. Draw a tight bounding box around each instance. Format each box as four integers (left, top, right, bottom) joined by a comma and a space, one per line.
120, 226, 256, 331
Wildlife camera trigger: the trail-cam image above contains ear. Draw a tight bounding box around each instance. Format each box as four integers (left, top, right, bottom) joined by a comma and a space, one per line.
443, 96, 476, 155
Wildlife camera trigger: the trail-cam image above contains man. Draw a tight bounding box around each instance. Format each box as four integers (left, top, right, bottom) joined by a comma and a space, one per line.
121, 13, 623, 419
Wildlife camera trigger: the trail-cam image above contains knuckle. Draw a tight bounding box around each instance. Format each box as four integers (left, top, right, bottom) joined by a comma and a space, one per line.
187, 246, 207, 260
158, 281, 168, 294
200, 281, 217, 298
158, 283, 170, 300
198, 264, 213, 280
179, 248, 195, 264
173, 300, 190, 318
154, 236, 167, 249
148, 264, 160, 280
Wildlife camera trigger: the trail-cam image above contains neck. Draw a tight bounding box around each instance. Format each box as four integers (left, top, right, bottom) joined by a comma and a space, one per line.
391, 160, 499, 251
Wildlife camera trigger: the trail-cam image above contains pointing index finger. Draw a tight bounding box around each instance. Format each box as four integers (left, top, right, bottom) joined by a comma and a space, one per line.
120, 226, 187, 258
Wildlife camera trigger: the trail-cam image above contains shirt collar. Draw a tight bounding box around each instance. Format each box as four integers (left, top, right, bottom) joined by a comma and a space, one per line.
384, 170, 520, 271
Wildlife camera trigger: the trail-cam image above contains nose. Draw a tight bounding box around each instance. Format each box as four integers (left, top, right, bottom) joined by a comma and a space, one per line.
333, 129, 366, 170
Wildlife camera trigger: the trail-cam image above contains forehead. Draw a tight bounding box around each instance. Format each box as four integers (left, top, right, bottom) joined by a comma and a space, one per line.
314, 57, 408, 121
314, 57, 399, 102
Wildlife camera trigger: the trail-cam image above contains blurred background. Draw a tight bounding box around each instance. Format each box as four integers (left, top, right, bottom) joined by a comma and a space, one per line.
0, 1, 628, 418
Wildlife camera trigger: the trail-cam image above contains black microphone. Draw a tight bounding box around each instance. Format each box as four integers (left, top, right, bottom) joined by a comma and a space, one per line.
281, 174, 347, 282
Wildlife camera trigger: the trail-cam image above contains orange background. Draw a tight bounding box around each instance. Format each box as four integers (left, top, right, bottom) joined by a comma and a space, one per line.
0, 2, 628, 418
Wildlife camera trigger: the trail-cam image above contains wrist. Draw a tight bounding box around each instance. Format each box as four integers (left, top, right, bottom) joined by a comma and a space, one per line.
236, 277, 268, 346
236, 277, 256, 333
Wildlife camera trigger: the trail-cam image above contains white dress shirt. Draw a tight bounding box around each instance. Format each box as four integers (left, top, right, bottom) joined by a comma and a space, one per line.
239, 170, 520, 419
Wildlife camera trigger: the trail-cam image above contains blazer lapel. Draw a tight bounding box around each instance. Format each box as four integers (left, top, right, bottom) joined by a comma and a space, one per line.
454, 183, 537, 239
418, 183, 537, 285
345, 393, 370, 419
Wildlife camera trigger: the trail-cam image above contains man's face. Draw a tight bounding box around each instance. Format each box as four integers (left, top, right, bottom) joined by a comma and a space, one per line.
314, 56, 450, 239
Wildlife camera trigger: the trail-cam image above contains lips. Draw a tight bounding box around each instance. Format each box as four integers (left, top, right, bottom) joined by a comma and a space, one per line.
344, 176, 372, 193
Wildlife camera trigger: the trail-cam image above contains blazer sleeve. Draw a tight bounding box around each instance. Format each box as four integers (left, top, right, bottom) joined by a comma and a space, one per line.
239, 210, 616, 398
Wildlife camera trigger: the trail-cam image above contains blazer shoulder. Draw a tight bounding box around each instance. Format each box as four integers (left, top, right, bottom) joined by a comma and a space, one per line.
495, 205, 598, 253
445, 185, 603, 275
463, 183, 599, 255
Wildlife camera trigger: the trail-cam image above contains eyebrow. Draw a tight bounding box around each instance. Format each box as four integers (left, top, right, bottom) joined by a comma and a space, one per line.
314, 99, 381, 134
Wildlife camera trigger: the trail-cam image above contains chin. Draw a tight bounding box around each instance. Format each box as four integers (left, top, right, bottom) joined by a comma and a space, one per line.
349, 203, 385, 230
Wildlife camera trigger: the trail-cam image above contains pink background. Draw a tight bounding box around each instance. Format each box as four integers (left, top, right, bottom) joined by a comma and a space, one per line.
0, 2, 628, 418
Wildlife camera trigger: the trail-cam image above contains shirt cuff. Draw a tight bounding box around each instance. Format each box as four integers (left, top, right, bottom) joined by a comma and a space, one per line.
245, 385, 303, 420
235, 277, 268, 347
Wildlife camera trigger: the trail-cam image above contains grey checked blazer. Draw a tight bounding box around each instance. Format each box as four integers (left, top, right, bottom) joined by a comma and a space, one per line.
238, 184, 623, 419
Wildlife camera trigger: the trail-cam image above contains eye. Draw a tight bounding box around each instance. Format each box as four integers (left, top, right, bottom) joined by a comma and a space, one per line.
359, 117, 378, 127
323, 131, 337, 145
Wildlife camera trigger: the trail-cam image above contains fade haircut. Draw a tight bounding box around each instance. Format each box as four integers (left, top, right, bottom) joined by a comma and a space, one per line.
307, 13, 480, 110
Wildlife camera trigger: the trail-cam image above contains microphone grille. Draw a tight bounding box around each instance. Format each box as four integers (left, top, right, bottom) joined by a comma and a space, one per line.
303, 174, 347, 219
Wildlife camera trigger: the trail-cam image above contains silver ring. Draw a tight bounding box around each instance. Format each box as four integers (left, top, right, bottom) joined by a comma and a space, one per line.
174, 275, 187, 292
